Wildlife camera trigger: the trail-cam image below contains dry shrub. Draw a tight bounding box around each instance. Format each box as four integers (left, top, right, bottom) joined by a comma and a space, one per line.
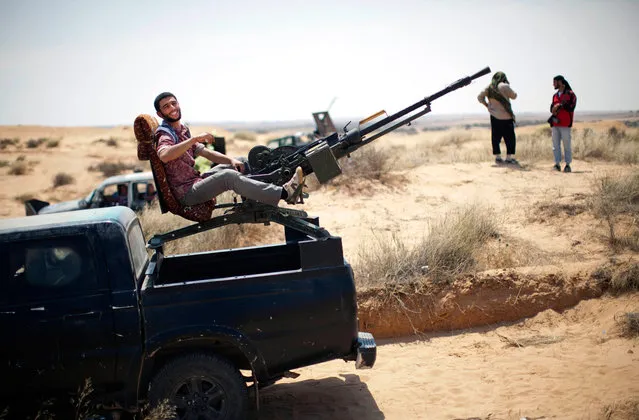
610, 262, 639, 292
88, 161, 138, 177
615, 312, 639, 338
26, 137, 47, 148
601, 398, 639, 420
354, 203, 499, 287
52, 172, 75, 188
46, 139, 60, 148
71, 378, 95, 420
589, 171, 639, 250
476, 236, 549, 270
0, 160, 9, 168
139, 399, 177, 420
327, 146, 398, 191
8, 161, 28, 175
592, 261, 639, 293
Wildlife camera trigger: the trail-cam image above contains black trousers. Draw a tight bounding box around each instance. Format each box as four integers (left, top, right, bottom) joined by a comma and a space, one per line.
490, 116, 516, 155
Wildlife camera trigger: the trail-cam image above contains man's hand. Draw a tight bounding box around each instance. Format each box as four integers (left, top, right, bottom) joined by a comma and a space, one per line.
552, 104, 561, 113
229, 157, 245, 172
195, 133, 215, 145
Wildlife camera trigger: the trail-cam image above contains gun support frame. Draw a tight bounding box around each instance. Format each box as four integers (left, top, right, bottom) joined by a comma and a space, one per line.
147, 201, 331, 250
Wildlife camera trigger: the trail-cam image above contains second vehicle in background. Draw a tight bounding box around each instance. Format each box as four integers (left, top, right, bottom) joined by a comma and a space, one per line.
25, 171, 157, 216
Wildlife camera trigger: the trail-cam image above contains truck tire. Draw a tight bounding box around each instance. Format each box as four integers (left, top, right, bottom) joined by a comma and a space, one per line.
148, 353, 248, 420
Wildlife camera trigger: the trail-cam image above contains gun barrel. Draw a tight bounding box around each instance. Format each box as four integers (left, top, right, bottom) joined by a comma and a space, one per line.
356, 67, 491, 140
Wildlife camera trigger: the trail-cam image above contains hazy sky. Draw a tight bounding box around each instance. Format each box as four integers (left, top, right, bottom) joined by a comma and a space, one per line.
1, 0, 638, 126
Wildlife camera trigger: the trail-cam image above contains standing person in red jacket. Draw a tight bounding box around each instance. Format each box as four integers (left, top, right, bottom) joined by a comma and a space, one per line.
549, 75, 577, 172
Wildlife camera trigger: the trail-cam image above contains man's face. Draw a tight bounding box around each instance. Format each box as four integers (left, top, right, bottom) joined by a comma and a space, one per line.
157, 96, 181, 122
553, 79, 562, 90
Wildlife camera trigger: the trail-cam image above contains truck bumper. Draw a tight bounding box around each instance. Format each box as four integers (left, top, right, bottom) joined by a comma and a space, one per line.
355, 332, 377, 369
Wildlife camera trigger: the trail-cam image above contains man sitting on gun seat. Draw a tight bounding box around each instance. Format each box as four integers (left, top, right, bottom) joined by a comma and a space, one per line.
153, 92, 304, 208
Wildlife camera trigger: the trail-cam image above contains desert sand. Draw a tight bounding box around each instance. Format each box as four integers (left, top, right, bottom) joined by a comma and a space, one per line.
0, 119, 637, 419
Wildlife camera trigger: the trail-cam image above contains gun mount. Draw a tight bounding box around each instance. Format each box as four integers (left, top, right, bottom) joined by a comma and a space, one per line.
247, 67, 491, 186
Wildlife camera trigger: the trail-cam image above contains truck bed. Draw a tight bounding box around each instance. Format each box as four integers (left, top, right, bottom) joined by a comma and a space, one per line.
141, 237, 360, 381
154, 237, 346, 285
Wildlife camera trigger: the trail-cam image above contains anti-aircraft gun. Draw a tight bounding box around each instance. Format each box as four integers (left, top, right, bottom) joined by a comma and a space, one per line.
147, 67, 490, 249
247, 66, 491, 186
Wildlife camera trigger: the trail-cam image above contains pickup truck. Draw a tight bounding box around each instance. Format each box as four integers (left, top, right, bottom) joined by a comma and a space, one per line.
25, 171, 156, 216
0, 206, 376, 419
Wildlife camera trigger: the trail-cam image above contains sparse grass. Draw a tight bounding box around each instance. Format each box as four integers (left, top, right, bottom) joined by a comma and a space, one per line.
529, 200, 588, 222
8, 161, 28, 175
88, 161, 138, 177
94, 137, 120, 147
354, 203, 499, 287
0, 137, 20, 149
52, 172, 75, 188
232, 131, 257, 141
46, 139, 60, 148
589, 171, 639, 250
0, 160, 9, 168
14, 193, 35, 202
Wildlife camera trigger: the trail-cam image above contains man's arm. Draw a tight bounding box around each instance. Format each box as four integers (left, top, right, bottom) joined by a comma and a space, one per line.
561, 92, 577, 112
157, 133, 210, 163
499, 83, 517, 99
477, 88, 489, 107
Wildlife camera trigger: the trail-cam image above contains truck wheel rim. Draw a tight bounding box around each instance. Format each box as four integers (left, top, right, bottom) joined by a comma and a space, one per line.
171, 378, 227, 419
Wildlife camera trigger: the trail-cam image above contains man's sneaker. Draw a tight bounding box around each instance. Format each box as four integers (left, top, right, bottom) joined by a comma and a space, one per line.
505, 158, 519, 165
495, 156, 504, 164
553, 164, 561, 171
564, 164, 572, 173
283, 167, 305, 204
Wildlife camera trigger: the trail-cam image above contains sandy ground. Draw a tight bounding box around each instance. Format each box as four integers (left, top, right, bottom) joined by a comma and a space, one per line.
1, 120, 638, 419
259, 294, 639, 420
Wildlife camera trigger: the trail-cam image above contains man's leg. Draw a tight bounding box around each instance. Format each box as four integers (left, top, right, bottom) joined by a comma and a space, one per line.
503, 119, 516, 156
562, 127, 572, 165
551, 127, 562, 165
490, 116, 502, 157
183, 169, 282, 207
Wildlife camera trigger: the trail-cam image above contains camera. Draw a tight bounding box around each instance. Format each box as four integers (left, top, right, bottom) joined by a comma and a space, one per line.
547, 115, 559, 126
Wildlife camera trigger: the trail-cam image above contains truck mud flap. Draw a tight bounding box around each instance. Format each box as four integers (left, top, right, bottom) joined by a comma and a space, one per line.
355, 332, 377, 369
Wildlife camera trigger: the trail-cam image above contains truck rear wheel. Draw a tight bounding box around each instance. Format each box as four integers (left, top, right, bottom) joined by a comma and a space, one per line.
148, 353, 248, 420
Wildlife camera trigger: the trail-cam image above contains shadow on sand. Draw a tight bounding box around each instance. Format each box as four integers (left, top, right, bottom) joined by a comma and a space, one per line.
258, 374, 384, 419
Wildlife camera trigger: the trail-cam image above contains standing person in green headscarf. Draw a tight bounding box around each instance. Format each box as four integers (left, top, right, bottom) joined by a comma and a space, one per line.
477, 71, 518, 165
